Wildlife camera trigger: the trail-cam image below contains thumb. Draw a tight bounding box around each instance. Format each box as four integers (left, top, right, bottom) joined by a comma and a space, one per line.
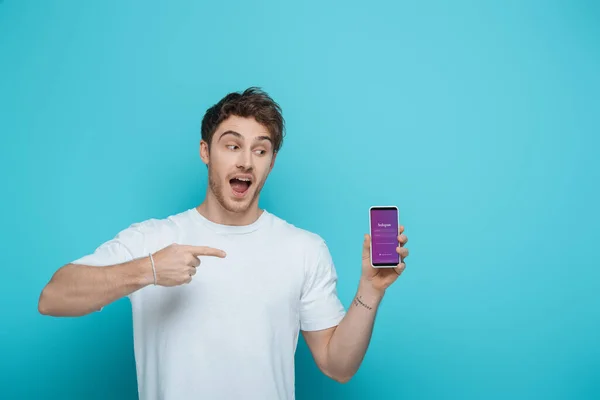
362, 234, 371, 258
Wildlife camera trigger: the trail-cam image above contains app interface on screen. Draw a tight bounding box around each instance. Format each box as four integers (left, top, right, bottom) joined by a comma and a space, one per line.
370, 208, 398, 265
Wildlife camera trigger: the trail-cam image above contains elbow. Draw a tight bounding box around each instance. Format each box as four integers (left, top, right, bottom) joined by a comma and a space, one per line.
38, 278, 96, 317
38, 265, 70, 316
324, 368, 354, 384
38, 274, 67, 316
319, 355, 356, 384
38, 284, 82, 317
38, 285, 54, 316
332, 374, 353, 384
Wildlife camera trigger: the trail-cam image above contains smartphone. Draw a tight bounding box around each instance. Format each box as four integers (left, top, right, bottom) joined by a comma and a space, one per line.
369, 206, 400, 268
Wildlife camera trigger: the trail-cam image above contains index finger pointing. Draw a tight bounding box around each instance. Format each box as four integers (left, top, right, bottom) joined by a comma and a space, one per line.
182, 245, 227, 258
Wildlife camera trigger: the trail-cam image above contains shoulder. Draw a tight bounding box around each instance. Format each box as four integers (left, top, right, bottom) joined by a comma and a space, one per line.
267, 211, 329, 259
113, 208, 194, 250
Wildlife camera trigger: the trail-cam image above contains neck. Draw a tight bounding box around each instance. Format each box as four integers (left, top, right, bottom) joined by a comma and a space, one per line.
196, 191, 263, 227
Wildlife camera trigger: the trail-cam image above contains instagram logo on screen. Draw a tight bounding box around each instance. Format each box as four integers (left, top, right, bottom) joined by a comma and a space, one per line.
370, 207, 399, 266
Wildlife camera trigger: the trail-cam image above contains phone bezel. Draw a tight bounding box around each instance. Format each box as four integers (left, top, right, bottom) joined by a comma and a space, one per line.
369, 206, 399, 268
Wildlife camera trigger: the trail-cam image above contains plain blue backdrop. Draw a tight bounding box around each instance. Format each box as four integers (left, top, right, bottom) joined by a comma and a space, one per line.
1, 0, 599, 399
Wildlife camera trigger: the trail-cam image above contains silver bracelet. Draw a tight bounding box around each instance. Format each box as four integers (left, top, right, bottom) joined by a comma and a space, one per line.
149, 253, 157, 285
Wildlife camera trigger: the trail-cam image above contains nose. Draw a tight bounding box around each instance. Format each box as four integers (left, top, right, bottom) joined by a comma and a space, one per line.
236, 148, 253, 170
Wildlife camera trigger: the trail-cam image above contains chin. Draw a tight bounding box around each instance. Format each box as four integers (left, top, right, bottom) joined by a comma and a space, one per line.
209, 171, 264, 213
219, 186, 256, 214
228, 200, 259, 215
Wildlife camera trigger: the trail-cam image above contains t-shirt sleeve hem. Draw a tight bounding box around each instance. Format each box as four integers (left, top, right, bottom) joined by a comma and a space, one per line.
300, 312, 346, 332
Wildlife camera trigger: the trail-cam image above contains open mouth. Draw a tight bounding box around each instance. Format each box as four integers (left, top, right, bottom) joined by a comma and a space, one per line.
229, 176, 252, 197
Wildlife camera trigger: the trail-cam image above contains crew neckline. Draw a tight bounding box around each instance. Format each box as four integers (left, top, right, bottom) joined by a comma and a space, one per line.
189, 207, 270, 235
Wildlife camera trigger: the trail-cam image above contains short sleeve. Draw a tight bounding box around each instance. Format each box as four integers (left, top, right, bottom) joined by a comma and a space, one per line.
71, 224, 145, 267
300, 240, 346, 331
70, 224, 147, 311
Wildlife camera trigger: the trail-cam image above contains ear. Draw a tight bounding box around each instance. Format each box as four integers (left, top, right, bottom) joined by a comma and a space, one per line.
199, 140, 210, 165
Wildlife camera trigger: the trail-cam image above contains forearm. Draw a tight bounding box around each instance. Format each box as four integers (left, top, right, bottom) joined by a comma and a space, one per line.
38, 257, 152, 317
326, 279, 384, 381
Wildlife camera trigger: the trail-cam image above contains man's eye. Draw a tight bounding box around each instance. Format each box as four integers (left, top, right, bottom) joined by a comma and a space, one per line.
227, 145, 238, 150
255, 149, 266, 155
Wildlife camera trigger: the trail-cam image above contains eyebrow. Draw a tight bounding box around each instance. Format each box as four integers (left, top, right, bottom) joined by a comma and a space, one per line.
218, 130, 272, 145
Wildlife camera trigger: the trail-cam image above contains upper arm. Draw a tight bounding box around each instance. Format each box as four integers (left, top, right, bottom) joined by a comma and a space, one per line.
70, 223, 147, 267
299, 239, 346, 375
302, 326, 337, 376
299, 239, 346, 331
67, 222, 147, 308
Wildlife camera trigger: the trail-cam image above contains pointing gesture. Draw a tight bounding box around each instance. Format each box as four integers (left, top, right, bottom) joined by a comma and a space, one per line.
150, 243, 226, 286
180, 245, 227, 258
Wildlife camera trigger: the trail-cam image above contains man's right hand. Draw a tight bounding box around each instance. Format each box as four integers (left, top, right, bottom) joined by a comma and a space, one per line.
150, 244, 227, 286
38, 243, 227, 317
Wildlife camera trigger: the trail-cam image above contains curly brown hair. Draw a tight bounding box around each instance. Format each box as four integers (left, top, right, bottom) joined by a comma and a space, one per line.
201, 87, 285, 153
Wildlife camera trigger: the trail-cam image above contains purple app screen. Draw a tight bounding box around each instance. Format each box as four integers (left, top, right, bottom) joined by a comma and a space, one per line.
370, 208, 399, 265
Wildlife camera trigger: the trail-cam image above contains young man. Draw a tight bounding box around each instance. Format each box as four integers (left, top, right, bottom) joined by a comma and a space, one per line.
38, 87, 410, 400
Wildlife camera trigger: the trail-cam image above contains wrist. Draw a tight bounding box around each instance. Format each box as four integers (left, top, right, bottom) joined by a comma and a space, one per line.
357, 278, 385, 304
131, 257, 155, 288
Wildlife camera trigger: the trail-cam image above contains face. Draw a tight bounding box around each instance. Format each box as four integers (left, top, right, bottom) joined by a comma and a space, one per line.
200, 115, 276, 214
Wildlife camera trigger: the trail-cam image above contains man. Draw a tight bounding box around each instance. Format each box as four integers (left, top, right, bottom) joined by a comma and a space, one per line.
38, 87, 410, 400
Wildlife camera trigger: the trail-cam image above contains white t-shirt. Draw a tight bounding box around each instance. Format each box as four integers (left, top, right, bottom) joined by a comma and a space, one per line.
72, 208, 346, 400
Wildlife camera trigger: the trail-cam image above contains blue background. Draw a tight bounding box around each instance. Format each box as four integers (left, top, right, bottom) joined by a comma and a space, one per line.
1, 1, 599, 399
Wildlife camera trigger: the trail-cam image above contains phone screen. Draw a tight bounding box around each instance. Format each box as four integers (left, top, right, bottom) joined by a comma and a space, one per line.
370, 207, 399, 266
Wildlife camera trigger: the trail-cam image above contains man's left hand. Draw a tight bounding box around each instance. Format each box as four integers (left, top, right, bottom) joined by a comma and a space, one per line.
360, 225, 409, 295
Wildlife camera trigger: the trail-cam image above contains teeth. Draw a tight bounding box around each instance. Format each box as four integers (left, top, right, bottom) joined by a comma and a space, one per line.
235, 177, 251, 181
